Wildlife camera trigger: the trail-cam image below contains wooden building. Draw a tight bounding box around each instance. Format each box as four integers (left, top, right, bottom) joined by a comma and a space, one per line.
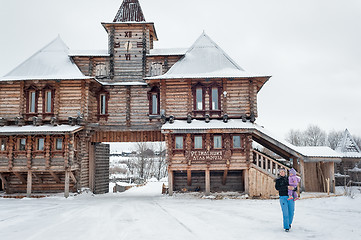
0, 0, 342, 198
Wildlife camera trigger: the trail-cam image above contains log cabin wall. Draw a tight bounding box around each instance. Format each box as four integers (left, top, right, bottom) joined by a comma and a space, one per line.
0, 82, 21, 119
147, 78, 260, 120
71, 56, 110, 79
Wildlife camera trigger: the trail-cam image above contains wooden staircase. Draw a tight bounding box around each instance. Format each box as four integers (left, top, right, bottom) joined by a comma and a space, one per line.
252, 149, 292, 179
248, 149, 293, 198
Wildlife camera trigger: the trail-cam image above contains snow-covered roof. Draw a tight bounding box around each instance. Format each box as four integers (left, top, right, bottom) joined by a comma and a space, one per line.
146, 32, 270, 80
69, 50, 109, 57
148, 48, 187, 56
162, 119, 341, 161
0, 124, 83, 135
1, 36, 91, 81
295, 146, 341, 158
335, 129, 361, 158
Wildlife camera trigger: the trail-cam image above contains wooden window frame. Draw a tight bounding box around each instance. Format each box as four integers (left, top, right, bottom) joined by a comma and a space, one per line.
213, 135, 223, 150
35, 137, 45, 151
17, 138, 27, 151
209, 83, 222, 113
96, 88, 110, 121
232, 135, 242, 150
174, 135, 184, 150
0, 138, 7, 152
42, 85, 55, 117
54, 137, 63, 151
192, 82, 206, 113
25, 85, 39, 117
193, 135, 203, 150
148, 86, 160, 116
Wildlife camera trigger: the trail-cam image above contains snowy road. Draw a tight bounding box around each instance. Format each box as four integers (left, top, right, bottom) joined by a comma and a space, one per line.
1, 182, 360, 240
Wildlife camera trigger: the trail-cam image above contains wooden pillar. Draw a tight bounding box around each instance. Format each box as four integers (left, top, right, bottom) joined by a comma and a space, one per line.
64, 171, 70, 198
329, 162, 335, 193
205, 168, 210, 196
244, 169, 249, 194
26, 171, 32, 197
299, 159, 306, 191
89, 143, 95, 192
168, 169, 173, 196
187, 169, 192, 186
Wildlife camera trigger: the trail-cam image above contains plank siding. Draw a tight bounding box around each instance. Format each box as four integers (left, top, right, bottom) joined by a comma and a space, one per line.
0, 82, 21, 118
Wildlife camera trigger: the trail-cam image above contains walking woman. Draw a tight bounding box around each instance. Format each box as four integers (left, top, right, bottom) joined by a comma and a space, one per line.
275, 168, 295, 232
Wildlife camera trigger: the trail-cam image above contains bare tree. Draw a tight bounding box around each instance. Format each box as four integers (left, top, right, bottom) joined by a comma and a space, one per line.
286, 129, 305, 146
327, 130, 344, 150
303, 125, 326, 146
154, 142, 167, 180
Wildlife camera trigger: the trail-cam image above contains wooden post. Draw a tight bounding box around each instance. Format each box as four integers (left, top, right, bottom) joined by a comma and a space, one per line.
222, 169, 228, 185
168, 169, 173, 196
187, 169, 192, 186
205, 168, 210, 196
326, 178, 330, 195
244, 169, 249, 194
299, 159, 306, 192
27, 171, 32, 198
64, 171, 70, 198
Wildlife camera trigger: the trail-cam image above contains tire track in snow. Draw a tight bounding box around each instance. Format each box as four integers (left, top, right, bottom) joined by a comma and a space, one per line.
153, 201, 197, 237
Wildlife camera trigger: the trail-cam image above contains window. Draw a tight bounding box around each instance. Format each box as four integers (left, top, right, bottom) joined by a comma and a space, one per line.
196, 88, 203, 110
37, 138, 44, 151
44, 90, 52, 113
150, 63, 163, 76
233, 135, 241, 149
19, 138, 26, 151
55, 138, 63, 150
0, 138, 6, 151
97, 88, 109, 120
175, 136, 183, 149
95, 64, 108, 78
100, 94, 107, 115
194, 136, 203, 149
211, 87, 219, 110
26, 85, 38, 115
213, 136, 222, 149
29, 91, 36, 113
148, 86, 160, 115
151, 94, 158, 114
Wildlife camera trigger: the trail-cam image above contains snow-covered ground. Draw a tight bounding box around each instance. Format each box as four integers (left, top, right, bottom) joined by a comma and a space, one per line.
1, 184, 360, 240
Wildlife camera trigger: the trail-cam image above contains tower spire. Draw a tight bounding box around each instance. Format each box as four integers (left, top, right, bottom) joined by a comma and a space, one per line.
113, 0, 146, 22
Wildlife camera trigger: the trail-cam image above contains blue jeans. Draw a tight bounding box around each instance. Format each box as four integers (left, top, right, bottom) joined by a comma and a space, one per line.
279, 196, 295, 229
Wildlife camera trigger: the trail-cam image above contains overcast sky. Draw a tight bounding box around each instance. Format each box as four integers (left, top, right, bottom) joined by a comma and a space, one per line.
1, 0, 360, 138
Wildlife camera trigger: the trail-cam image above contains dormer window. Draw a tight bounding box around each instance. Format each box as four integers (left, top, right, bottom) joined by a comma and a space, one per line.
150, 63, 163, 77
96, 64, 108, 78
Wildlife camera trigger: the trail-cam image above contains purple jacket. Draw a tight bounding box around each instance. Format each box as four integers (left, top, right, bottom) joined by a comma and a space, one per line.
289, 168, 300, 187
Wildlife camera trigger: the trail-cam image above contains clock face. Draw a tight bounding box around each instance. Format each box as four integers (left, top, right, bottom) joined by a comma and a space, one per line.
124, 41, 133, 51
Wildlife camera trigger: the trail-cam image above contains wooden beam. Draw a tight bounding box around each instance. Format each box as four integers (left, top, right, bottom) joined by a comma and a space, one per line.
64, 171, 70, 198
27, 171, 32, 197
50, 171, 61, 183
32, 173, 43, 184
187, 169, 192, 186
70, 171, 77, 184
222, 169, 228, 185
0, 173, 7, 190
205, 168, 210, 196
13, 172, 26, 184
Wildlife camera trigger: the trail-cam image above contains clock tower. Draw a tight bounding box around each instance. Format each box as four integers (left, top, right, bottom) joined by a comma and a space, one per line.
102, 0, 158, 82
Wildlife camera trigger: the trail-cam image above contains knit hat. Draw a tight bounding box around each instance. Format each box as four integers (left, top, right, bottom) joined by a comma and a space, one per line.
289, 168, 297, 175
